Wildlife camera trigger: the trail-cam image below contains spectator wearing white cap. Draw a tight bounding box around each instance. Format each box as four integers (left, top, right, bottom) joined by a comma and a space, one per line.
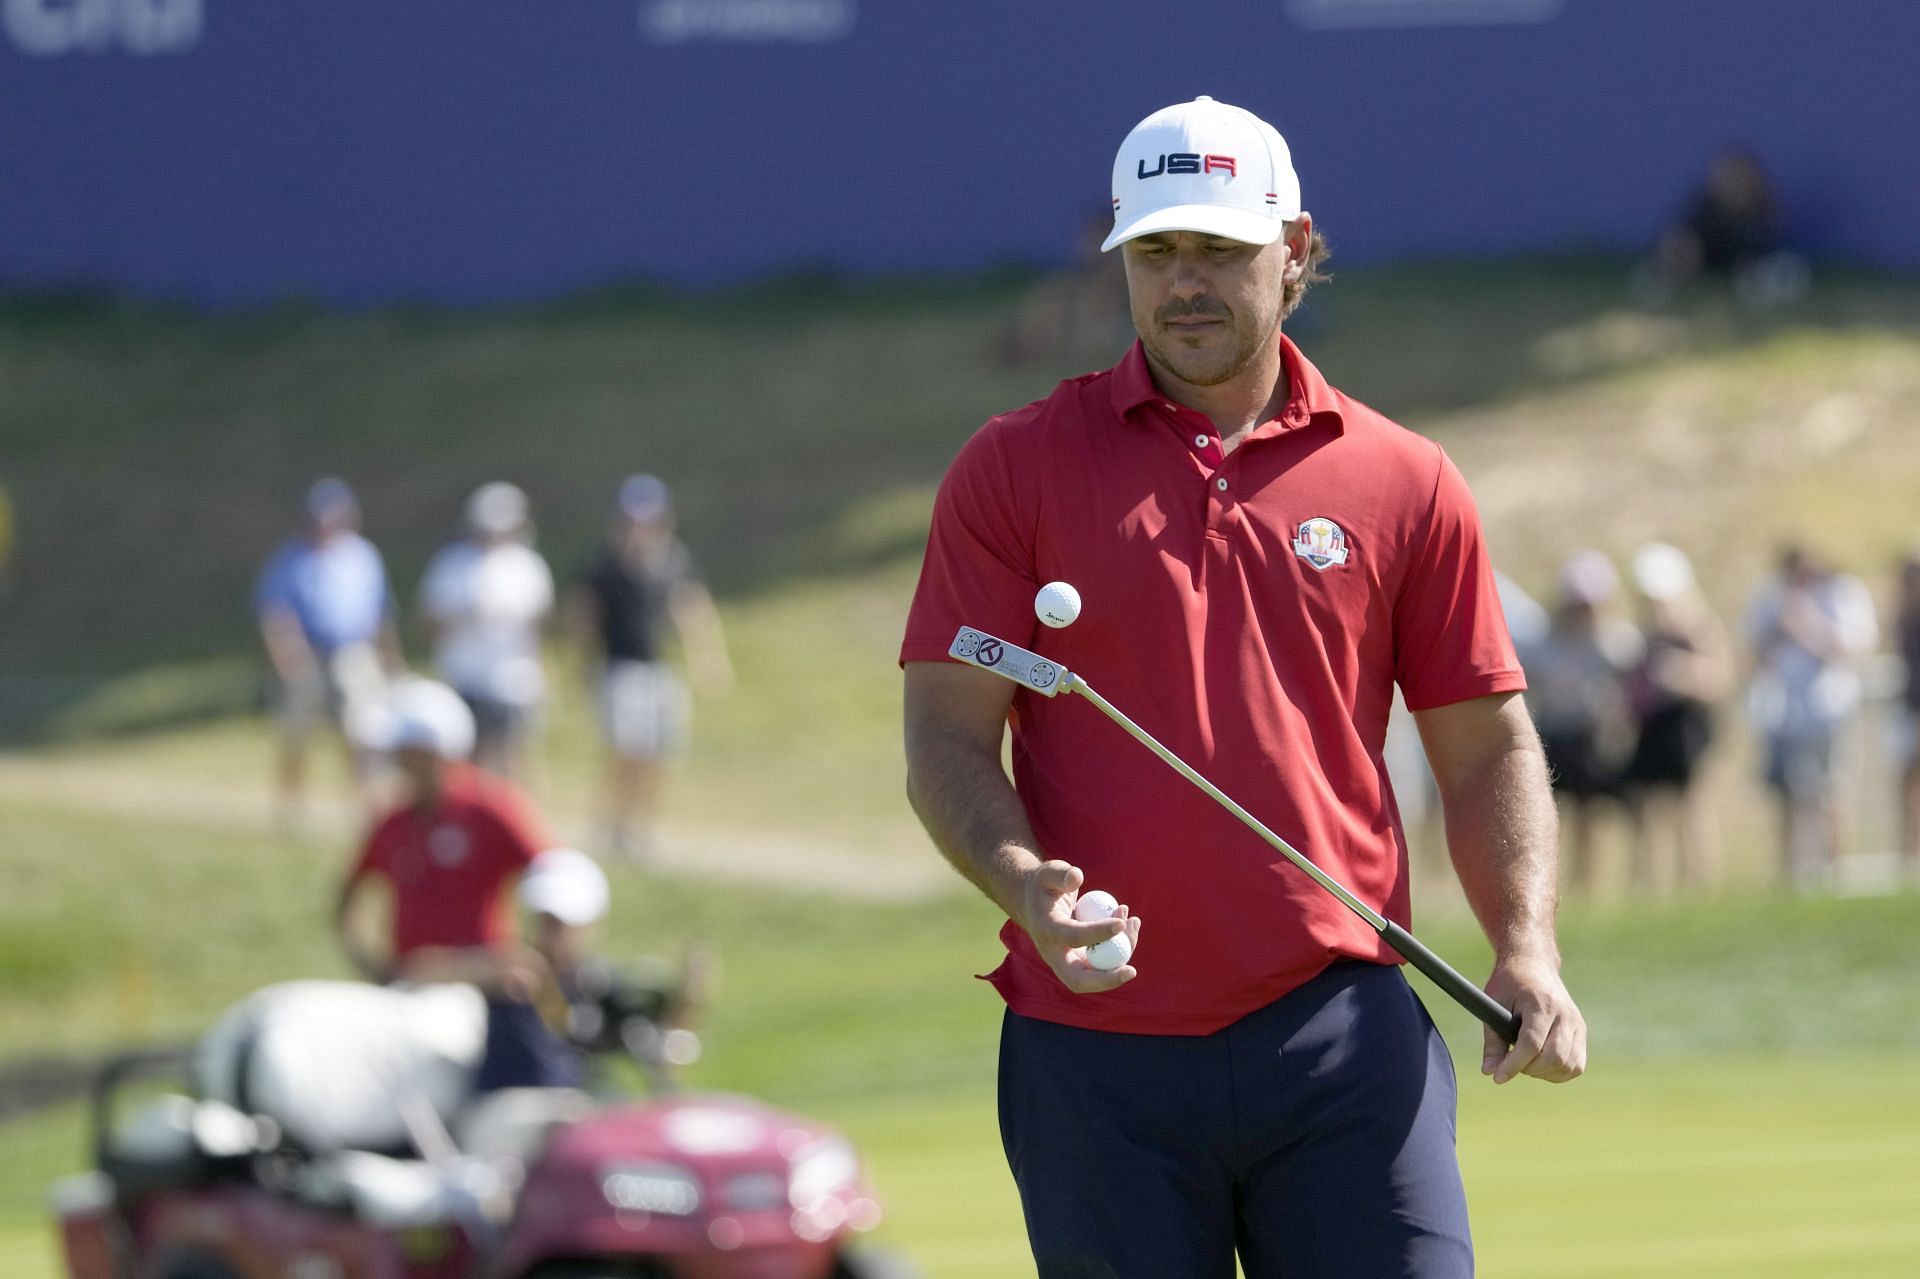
404, 845, 711, 1094
568, 475, 732, 859
1520, 549, 1644, 895
418, 482, 556, 781
1621, 543, 1734, 894
1744, 544, 1879, 888
254, 477, 401, 827
334, 678, 555, 986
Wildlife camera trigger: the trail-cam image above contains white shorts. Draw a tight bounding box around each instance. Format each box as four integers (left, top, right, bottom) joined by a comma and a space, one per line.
598, 662, 690, 760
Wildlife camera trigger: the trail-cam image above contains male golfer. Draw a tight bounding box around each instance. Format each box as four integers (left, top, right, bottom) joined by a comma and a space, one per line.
902, 96, 1585, 1278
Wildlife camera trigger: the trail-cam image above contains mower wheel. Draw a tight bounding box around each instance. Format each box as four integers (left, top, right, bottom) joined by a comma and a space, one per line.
831, 1248, 922, 1279
155, 1256, 243, 1279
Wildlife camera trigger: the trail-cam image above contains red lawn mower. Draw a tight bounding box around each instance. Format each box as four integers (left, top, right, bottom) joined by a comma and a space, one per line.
53, 972, 914, 1279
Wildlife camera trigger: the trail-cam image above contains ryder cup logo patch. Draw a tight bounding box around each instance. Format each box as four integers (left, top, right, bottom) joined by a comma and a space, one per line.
1292, 518, 1351, 571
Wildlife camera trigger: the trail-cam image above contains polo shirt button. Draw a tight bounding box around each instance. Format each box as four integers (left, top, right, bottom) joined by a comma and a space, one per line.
1194, 434, 1209, 448
1215, 477, 1229, 492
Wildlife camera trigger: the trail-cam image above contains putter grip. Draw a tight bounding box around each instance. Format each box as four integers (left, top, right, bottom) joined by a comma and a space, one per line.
1380, 919, 1523, 1045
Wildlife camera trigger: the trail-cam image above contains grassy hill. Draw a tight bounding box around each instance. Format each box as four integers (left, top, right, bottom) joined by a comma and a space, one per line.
6, 259, 1920, 845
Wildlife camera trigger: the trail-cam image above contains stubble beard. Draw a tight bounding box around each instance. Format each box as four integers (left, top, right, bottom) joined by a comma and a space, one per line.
1138, 302, 1281, 389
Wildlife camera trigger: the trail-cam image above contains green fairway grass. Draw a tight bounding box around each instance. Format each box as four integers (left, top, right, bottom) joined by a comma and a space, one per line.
5, 789, 1920, 1277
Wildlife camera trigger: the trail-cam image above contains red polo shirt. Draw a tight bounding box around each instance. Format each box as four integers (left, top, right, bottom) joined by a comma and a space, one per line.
901, 336, 1524, 1035
347, 764, 549, 959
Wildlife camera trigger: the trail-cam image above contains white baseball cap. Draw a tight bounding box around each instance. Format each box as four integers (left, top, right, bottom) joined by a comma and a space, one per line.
1558, 549, 1619, 607
1103, 96, 1303, 252
354, 677, 475, 760
1632, 542, 1696, 601
467, 481, 529, 536
519, 848, 611, 926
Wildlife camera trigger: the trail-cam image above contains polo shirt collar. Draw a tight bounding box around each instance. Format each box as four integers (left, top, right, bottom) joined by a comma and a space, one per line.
1107, 334, 1346, 436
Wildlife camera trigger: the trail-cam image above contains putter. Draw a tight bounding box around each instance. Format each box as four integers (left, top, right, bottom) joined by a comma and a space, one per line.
949, 625, 1523, 1045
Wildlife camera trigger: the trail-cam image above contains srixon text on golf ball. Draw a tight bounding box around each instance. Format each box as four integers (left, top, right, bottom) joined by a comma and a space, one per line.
1072, 889, 1132, 971
1034, 580, 1082, 628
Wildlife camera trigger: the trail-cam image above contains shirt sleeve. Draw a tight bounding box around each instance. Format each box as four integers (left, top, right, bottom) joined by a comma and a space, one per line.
419, 546, 462, 621
489, 781, 552, 868
1393, 446, 1527, 711
346, 820, 392, 884
528, 550, 556, 616
369, 543, 396, 621
255, 545, 293, 615
900, 421, 1041, 665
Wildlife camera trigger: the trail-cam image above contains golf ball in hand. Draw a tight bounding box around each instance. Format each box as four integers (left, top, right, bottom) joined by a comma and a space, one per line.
1035, 581, 1082, 628
1072, 890, 1130, 971
1072, 890, 1119, 922
1086, 932, 1133, 972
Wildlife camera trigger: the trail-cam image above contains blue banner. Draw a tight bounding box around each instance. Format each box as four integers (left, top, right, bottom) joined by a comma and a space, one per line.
2, 1, 1912, 305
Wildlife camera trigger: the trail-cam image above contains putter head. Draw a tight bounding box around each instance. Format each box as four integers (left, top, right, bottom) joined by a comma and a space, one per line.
949, 627, 1071, 697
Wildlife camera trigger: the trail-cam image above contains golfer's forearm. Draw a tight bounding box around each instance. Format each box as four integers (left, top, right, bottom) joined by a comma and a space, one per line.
906, 734, 1043, 917
1442, 742, 1562, 964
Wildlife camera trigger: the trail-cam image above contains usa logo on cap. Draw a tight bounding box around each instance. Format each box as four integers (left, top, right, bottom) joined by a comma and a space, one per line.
1103, 95, 1303, 253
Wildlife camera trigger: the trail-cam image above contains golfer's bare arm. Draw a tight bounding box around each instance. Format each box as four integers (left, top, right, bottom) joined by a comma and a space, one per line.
1414, 692, 1587, 1084
903, 661, 1039, 913
904, 661, 1133, 992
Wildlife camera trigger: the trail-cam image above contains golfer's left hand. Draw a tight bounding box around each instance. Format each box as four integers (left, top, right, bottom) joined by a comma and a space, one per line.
1482, 955, 1586, 1085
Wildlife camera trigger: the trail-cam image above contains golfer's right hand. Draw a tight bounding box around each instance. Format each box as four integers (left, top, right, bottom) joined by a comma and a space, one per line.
1016, 860, 1141, 994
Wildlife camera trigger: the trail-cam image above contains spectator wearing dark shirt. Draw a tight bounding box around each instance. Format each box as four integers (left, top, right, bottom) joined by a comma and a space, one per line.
1642, 147, 1808, 308
1621, 543, 1734, 895
569, 476, 732, 859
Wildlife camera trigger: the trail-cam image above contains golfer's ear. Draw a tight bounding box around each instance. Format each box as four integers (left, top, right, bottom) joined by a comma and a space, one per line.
1281, 213, 1314, 281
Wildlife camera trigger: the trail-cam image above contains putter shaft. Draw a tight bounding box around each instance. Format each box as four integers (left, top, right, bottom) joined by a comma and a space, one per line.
943, 625, 1520, 1044
1064, 671, 1522, 1045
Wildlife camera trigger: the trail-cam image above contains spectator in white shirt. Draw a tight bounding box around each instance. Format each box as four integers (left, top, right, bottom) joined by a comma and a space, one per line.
419, 482, 555, 780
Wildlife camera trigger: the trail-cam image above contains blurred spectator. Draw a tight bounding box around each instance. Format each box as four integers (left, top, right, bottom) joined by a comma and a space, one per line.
1392, 570, 1545, 880
1895, 552, 1920, 875
420, 482, 555, 780
1744, 545, 1879, 888
1638, 147, 1809, 309
569, 475, 732, 860
254, 477, 399, 827
1003, 210, 1134, 365
334, 678, 551, 985
1622, 543, 1734, 895
1521, 550, 1643, 894
0, 474, 14, 597
401, 846, 611, 1094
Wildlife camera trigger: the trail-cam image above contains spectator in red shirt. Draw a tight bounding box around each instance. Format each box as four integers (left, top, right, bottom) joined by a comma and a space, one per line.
335, 678, 551, 982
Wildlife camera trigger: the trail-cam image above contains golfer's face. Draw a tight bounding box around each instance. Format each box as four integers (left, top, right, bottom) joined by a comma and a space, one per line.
1122, 231, 1287, 388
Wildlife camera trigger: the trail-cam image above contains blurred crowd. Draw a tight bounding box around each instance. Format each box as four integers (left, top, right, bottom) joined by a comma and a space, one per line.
255, 473, 732, 860
1482, 540, 1920, 897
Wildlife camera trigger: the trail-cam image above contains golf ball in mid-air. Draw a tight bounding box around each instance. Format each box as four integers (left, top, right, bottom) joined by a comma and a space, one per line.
1073, 890, 1131, 971
1035, 580, 1082, 628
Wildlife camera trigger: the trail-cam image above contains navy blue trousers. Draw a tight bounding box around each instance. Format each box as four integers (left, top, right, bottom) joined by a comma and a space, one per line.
998, 961, 1472, 1278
